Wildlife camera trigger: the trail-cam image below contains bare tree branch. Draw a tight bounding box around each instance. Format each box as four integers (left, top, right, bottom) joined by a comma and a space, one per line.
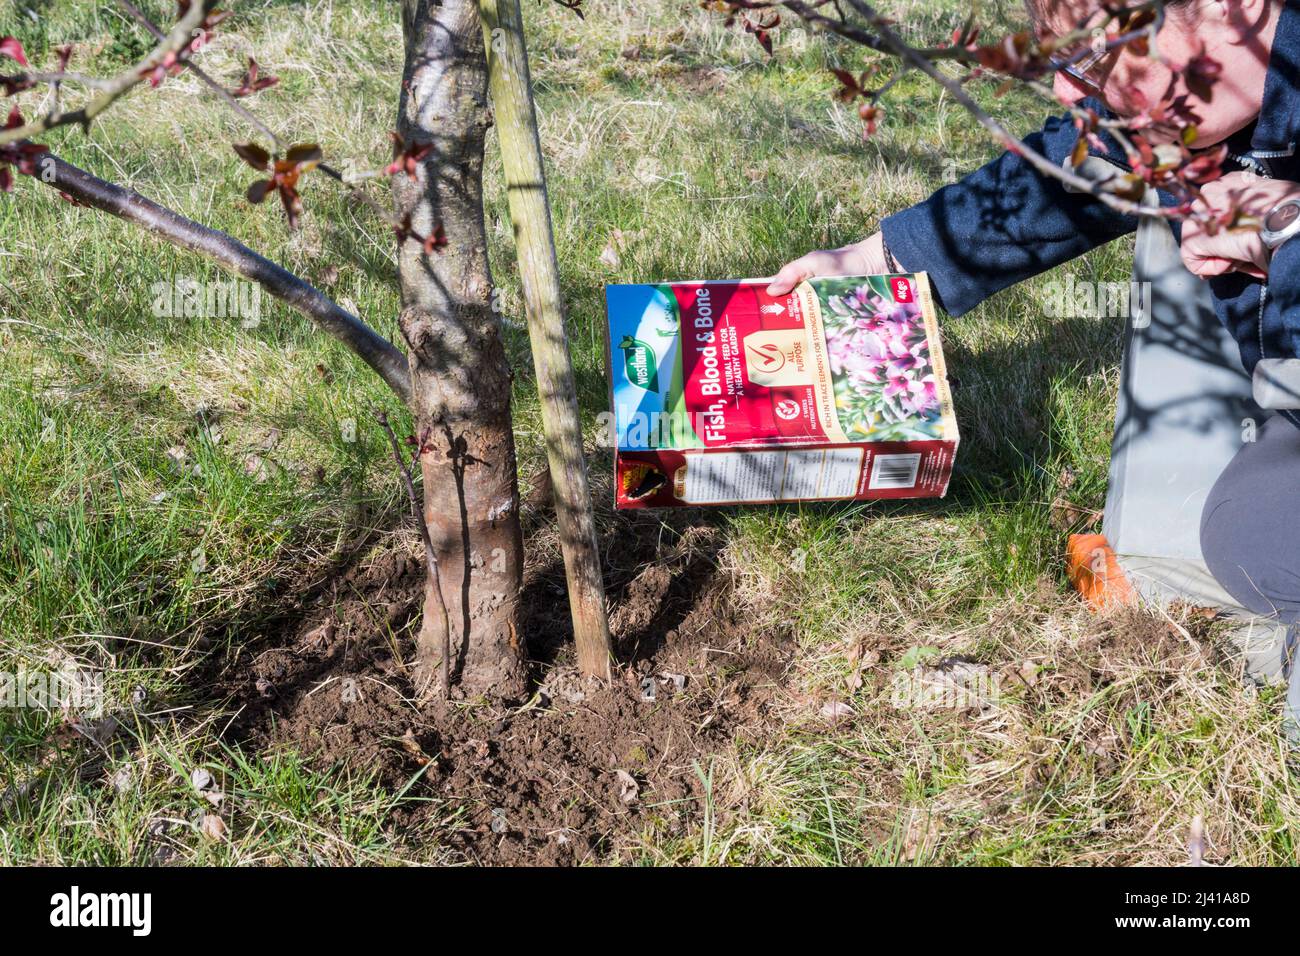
0, 1, 218, 146
845, 0, 1178, 220
718, 0, 1184, 220
38, 152, 412, 402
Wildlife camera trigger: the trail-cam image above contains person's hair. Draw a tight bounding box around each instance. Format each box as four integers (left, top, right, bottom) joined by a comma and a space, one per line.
1023, 0, 1198, 35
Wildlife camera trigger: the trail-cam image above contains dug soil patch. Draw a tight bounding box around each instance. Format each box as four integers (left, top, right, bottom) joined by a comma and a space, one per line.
216, 512, 789, 865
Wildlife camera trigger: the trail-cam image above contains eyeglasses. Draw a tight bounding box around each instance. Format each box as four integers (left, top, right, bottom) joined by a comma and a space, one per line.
1030, 7, 1115, 94
1049, 44, 1112, 92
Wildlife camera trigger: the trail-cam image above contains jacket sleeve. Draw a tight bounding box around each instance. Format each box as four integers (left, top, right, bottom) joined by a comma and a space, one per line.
880, 99, 1139, 316
1266, 237, 1300, 362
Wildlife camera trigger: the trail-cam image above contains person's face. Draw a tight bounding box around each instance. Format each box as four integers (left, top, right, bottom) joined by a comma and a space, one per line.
1039, 0, 1277, 147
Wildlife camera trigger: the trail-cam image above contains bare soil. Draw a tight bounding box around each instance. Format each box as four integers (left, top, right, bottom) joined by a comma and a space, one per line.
216, 507, 790, 865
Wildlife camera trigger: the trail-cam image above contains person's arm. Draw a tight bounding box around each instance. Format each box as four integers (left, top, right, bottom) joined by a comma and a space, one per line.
879, 102, 1139, 316
766, 232, 891, 294
1189, 173, 1300, 425
770, 98, 1140, 312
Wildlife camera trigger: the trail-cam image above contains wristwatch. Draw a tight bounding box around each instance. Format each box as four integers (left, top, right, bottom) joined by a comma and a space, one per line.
1260, 197, 1300, 250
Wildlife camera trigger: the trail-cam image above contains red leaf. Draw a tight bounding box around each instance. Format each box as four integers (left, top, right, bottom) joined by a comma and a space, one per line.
246, 178, 272, 203
233, 142, 272, 170
422, 223, 447, 254
829, 67, 860, 102
740, 13, 777, 56
0, 36, 28, 67
1182, 144, 1227, 185
284, 143, 322, 169
385, 133, 433, 180
278, 183, 303, 230
232, 57, 279, 97
858, 103, 883, 137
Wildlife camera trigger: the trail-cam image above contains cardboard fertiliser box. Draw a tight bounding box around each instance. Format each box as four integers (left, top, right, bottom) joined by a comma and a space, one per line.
604, 273, 958, 508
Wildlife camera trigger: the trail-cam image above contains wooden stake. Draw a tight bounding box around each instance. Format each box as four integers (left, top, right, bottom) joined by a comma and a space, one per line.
478, 0, 612, 680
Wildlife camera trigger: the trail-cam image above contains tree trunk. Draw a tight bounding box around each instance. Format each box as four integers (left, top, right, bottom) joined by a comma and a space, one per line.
394, 0, 527, 699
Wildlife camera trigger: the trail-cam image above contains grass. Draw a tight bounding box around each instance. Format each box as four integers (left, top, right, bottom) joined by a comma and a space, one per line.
1, 0, 1297, 865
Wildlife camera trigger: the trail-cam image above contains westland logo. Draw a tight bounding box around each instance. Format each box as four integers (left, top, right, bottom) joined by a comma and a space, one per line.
619, 335, 658, 391
746, 340, 786, 373
50, 886, 152, 936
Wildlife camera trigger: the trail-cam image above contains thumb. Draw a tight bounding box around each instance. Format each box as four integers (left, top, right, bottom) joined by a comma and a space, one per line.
766, 259, 812, 296
1185, 256, 1233, 277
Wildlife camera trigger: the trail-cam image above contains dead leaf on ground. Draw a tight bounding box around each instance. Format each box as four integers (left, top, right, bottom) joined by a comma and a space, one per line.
1050, 495, 1101, 531
902, 809, 940, 862
302, 621, 336, 649
614, 769, 639, 805
200, 813, 227, 841
599, 228, 630, 271
820, 700, 853, 720
398, 729, 432, 767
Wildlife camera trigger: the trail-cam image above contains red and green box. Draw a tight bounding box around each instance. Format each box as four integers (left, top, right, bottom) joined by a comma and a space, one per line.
603, 273, 959, 508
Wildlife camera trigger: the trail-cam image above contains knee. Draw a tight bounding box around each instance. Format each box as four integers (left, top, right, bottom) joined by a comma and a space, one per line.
1201, 493, 1260, 611
1201, 483, 1299, 621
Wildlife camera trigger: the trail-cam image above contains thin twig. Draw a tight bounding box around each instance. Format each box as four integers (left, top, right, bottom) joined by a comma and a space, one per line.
117, 0, 405, 226
4, 70, 114, 91
41, 152, 412, 401
375, 410, 452, 698
117, 0, 289, 161
842, 0, 1175, 220
719, 0, 1180, 220
0, 0, 217, 146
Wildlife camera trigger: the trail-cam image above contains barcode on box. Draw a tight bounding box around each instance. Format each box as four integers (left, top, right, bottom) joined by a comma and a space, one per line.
868, 452, 921, 490
677, 448, 865, 504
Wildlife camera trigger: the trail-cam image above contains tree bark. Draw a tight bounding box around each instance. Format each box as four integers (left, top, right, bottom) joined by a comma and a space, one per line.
394, 0, 527, 699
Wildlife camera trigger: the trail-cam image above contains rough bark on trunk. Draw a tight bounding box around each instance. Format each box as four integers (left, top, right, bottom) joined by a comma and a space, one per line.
395, 0, 527, 699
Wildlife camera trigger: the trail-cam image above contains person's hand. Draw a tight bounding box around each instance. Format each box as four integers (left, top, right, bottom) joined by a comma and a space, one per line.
766, 231, 889, 296
1181, 172, 1300, 280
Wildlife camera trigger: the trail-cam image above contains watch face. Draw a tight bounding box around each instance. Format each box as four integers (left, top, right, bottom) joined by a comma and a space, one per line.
1267, 202, 1300, 233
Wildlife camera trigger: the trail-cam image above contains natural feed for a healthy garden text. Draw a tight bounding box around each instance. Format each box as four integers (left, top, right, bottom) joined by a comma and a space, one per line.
604, 273, 958, 508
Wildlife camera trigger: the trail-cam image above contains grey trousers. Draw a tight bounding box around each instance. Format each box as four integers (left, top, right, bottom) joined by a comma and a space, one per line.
1092, 176, 1295, 684
1201, 413, 1300, 629
1071, 158, 1300, 733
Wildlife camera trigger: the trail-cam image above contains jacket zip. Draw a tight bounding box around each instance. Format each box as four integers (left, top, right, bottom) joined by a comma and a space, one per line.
1230, 151, 1300, 427
1227, 152, 1274, 364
